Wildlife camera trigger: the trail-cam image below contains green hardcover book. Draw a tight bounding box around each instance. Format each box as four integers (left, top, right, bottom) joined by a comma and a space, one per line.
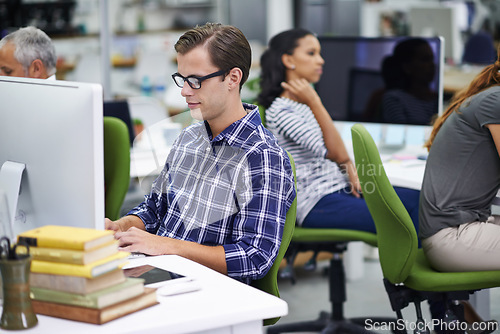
30, 277, 144, 309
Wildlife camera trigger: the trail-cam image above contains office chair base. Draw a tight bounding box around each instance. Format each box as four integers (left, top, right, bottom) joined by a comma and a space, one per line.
273, 244, 401, 334
267, 311, 401, 334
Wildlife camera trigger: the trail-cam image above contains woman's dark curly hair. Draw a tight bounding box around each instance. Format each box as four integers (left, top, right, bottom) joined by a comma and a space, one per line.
257, 28, 313, 108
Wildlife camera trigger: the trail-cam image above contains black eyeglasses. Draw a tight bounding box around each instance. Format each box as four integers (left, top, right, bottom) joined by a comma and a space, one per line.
171, 69, 228, 89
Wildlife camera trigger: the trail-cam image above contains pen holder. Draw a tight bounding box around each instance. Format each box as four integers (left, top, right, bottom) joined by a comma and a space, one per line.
0, 256, 37, 330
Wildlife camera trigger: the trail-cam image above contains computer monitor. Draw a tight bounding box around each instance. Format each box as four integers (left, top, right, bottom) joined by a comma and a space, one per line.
0, 77, 105, 240
315, 36, 444, 125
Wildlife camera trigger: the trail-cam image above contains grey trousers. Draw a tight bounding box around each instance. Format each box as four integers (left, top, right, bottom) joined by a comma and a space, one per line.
422, 215, 500, 272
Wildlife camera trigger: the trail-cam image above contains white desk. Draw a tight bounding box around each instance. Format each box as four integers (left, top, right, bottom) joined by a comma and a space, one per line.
3, 255, 287, 334
382, 155, 426, 191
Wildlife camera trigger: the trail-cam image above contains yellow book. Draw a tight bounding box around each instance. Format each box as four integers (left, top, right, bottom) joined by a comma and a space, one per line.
17, 225, 114, 251
30, 251, 130, 278
19, 240, 119, 265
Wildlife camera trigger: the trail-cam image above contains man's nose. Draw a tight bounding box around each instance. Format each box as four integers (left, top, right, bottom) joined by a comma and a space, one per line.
181, 81, 193, 97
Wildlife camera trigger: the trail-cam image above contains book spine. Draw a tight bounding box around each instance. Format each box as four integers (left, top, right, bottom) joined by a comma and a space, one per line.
30, 287, 102, 308
30, 278, 144, 309
31, 288, 157, 325
29, 248, 85, 264
26, 241, 118, 265
29, 252, 128, 278
30, 269, 126, 294
18, 236, 85, 250
30, 260, 93, 278
31, 300, 101, 324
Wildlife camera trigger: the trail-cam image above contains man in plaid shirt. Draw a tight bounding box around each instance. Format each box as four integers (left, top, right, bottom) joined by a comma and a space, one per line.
105, 23, 295, 284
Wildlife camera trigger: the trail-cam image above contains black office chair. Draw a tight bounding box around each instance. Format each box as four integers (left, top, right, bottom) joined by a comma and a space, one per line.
462, 31, 496, 65
103, 100, 135, 146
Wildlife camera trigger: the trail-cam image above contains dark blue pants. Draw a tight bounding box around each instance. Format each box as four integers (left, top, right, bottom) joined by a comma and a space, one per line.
302, 186, 420, 235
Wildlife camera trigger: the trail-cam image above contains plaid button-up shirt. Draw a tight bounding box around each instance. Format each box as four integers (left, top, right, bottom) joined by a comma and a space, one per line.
128, 104, 295, 283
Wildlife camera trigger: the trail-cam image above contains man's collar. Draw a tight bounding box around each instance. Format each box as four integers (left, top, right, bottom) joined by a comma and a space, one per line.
209, 103, 260, 145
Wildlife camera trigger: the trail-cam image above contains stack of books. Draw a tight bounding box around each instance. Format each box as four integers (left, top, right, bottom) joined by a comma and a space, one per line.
17, 225, 158, 325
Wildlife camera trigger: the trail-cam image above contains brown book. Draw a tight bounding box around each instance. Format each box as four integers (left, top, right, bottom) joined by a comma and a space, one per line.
31, 288, 158, 325
30, 269, 126, 294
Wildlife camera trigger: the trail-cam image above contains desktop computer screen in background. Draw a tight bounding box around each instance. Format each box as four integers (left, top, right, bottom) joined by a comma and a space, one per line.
0, 77, 105, 239
316, 36, 444, 126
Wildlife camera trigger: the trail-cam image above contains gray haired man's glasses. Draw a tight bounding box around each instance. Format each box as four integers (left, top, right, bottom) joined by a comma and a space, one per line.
171, 69, 228, 89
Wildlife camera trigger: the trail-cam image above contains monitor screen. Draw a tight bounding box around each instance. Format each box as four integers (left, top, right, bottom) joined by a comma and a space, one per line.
0, 77, 105, 239
315, 36, 444, 126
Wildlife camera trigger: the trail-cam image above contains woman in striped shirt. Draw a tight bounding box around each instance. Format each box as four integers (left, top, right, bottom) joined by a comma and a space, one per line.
257, 28, 419, 233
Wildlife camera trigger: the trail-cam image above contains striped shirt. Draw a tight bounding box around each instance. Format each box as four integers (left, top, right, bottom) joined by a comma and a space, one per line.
128, 104, 296, 284
382, 89, 437, 125
266, 97, 348, 225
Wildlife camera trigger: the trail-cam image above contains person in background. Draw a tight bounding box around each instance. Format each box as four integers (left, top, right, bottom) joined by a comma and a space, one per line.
462, 20, 496, 65
105, 23, 296, 284
419, 46, 500, 333
258, 28, 419, 237
381, 38, 438, 125
0, 26, 57, 79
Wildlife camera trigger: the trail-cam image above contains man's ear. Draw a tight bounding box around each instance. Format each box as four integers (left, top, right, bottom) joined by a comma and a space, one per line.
226, 67, 243, 90
28, 59, 47, 79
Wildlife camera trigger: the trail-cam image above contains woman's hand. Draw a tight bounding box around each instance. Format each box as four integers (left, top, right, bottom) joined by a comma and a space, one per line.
281, 79, 322, 108
340, 160, 362, 198
283, 78, 358, 193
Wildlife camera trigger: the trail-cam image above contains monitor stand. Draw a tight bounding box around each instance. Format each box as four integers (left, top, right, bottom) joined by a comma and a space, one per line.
0, 161, 25, 241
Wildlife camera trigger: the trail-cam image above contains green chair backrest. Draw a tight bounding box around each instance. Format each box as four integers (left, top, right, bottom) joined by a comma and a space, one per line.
251, 150, 297, 326
351, 123, 418, 284
103, 116, 131, 221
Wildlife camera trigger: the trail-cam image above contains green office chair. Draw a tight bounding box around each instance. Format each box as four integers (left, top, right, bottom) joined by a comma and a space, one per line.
258, 105, 396, 333
252, 151, 297, 326
103, 116, 131, 221
351, 123, 500, 333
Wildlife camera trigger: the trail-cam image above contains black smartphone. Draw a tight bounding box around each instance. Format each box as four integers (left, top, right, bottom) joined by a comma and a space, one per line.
123, 264, 189, 287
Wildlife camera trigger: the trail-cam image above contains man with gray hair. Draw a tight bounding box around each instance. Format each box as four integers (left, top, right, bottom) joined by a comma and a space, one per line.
0, 26, 57, 79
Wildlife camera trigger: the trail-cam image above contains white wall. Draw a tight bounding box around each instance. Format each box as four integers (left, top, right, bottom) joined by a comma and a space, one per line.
266, 0, 293, 41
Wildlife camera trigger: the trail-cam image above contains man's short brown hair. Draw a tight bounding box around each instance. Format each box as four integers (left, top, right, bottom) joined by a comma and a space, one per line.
174, 23, 251, 90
